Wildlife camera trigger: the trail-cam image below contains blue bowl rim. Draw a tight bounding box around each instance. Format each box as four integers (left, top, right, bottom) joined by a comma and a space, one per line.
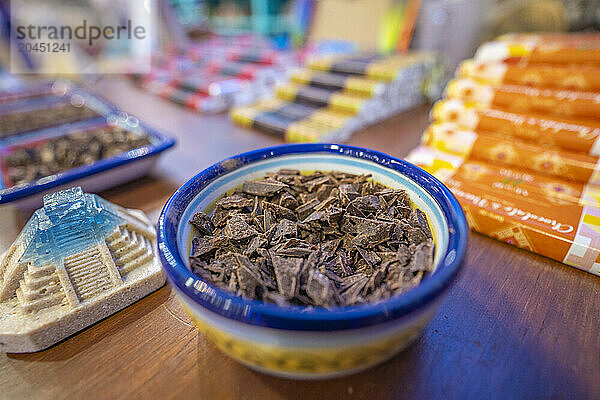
157, 143, 468, 331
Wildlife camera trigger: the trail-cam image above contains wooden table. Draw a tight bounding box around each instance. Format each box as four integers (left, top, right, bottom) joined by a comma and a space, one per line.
1, 78, 598, 400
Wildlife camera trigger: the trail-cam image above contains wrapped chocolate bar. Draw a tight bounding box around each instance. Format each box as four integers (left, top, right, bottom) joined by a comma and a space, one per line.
446, 78, 600, 120
289, 69, 386, 97
0, 187, 165, 352
275, 83, 374, 116
231, 99, 359, 142
207, 60, 288, 86
458, 59, 600, 91
232, 107, 339, 142
264, 99, 363, 132
423, 122, 600, 186
308, 52, 435, 82
135, 37, 302, 113
475, 35, 600, 64
409, 145, 600, 208
231, 51, 434, 142
141, 80, 229, 114
166, 74, 248, 97
225, 48, 297, 66
407, 146, 600, 276
431, 99, 600, 155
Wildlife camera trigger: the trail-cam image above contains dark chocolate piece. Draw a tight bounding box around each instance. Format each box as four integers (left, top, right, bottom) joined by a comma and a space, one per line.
187, 169, 435, 307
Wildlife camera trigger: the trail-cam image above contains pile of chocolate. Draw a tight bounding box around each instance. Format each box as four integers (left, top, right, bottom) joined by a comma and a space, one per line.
189, 169, 435, 308
3, 126, 151, 187
0, 103, 99, 138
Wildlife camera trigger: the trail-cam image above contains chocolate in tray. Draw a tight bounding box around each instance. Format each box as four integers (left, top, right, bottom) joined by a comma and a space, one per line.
1, 124, 151, 188
0, 101, 100, 139
0, 84, 55, 104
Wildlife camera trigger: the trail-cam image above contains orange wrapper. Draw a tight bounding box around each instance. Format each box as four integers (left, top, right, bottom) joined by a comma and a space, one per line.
409, 145, 600, 208
423, 122, 600, 186
431, 99, 600, 155
475, 38, 600, 65
497, 33, 600, 45
446, 78, 600, 120
407, 146, 600, 276
459, 59, 600, 91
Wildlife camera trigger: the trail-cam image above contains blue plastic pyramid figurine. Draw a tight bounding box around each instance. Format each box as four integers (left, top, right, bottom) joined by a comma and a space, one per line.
19, 187, 124, 266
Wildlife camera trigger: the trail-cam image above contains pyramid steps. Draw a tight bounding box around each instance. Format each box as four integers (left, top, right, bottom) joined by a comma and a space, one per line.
64, 247, 115, 302
0, 244, 25, 297
18, 279, 62, 301
16, 263, 66, 312
27, 263, 56, 279
16, 288, 65, 313
106, 225, 154, 278
23, 270, 59, 290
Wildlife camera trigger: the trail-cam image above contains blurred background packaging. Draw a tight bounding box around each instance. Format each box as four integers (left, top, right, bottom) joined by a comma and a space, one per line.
2, 0, 599, 80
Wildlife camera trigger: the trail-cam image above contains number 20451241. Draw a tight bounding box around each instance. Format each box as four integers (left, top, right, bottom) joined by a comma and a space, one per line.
18, 42, 71, 52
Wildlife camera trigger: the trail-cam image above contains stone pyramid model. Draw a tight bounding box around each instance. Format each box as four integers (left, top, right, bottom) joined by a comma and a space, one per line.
0, 187, 165, 353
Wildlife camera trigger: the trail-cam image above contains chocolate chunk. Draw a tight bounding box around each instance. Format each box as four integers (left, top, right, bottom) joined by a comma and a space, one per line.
191, 212, 214, 235
231, 253, 263, 297
272, 255, 303, 299
224, 215, 258, 241
263, 201, 297, 221
410, 209, 433, 239
217, 194, 255, 209
279, 191, 299, 209
340, 273, 369, 304
355, 246, 382, 267
349, 195, 380, 213
352, 220, 391, 248
305, 176, 332, 192
295, 198, 321, 220
408, 240, 434, 273
192, 236, 215, 257
211, 206, 231, 228
306, 269, 332, 306
406, 227, 428, 245
242, 180, 288, 196
187, 169, 435, 308
245, 235, 267, 257
303, 211, 325, 224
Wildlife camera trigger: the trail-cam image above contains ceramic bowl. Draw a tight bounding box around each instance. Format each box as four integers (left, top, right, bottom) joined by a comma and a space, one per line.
157, 143, 467, 379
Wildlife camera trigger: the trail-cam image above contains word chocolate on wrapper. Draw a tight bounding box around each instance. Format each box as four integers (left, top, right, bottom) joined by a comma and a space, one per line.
411, 32, 600, 277
188, 169, 434, 307
408, 145, 600, 276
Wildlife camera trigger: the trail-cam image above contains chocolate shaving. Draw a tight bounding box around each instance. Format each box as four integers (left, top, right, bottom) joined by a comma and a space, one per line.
188, 170, 435, 307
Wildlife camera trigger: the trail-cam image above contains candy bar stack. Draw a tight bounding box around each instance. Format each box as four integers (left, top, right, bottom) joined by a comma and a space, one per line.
406, 32, 600, 276
231, 52, 436, 142
135, 36, 299, 114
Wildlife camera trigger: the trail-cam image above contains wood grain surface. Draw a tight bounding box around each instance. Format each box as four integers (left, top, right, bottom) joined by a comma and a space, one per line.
0, 78, 598, 400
